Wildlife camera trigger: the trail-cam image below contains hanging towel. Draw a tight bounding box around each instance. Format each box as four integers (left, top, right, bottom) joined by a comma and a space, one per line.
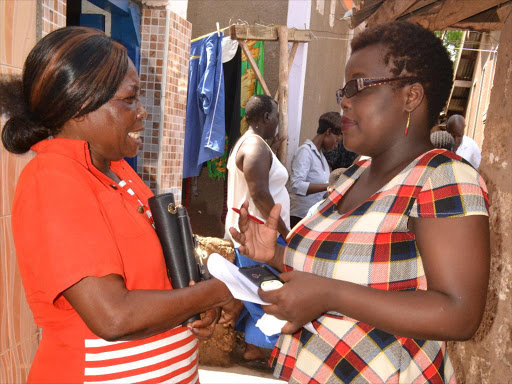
183, 32, 226, 178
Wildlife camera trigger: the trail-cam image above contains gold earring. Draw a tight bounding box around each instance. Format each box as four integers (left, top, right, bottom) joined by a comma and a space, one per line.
404, 112, 411, 136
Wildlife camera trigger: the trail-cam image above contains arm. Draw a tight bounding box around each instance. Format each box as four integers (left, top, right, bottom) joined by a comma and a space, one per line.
473, 146, 482, 169
260, 215, 490, 340
16, 165, 234, 343
237, 137, 289, 237
289, 146, 328, 196
64, 276, 232, 342
229, 201, 286, 272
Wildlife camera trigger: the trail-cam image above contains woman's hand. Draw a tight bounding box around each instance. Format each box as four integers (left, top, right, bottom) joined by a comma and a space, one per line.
187, 308, 220, 340
270, 135, 288, 154
218, 297, 244, 327
185, 280, 220, 340
258, 271, 331, 334
229, 200, 281, 264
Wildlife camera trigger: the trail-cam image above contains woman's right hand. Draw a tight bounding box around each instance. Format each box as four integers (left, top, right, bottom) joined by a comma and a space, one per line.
229, 200, 281, 264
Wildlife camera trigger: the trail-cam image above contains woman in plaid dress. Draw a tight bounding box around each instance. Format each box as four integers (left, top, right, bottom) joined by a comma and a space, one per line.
230, 21, 490, 383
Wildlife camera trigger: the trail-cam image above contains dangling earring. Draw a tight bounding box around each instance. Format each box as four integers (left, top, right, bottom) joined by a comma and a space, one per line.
404, 112, 411, 136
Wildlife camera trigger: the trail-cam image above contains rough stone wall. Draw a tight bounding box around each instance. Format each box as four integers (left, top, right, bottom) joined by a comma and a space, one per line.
195, 236, 236, 366
448, 13, 512, 384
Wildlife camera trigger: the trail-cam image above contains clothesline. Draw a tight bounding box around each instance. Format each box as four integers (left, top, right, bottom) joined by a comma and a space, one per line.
191, 25, 230, 43
309, 32, 499, 52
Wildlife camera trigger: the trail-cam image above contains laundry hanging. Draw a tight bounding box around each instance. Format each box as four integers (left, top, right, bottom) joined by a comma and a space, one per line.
207, 44, 242, 180
207, 40, 264, 179
183, 32, 226, 179
240, 40, 265, 134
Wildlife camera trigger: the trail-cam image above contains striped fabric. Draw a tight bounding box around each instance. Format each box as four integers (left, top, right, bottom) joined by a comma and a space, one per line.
118, 179, 155, 227
84, 327, 198, 383
271, 149, 489, 383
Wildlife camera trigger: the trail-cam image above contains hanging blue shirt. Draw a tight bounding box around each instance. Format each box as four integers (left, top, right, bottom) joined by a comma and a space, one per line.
183, 33, 225, 178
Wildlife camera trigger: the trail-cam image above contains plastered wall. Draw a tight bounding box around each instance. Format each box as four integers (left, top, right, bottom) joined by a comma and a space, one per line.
299, 0, 350, 144
449, 13, 512, 384
0, 0, 66, 381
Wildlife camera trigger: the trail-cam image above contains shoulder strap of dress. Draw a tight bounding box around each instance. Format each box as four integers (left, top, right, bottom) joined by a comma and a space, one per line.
239, 133, 273, 152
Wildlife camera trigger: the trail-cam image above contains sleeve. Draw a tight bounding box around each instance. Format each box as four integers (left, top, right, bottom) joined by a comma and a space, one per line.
12, 164, 124, 307
198, 36, 222, 114
409, 159, 489, 218
289, 146, 313, 196
472, 144, 482, 169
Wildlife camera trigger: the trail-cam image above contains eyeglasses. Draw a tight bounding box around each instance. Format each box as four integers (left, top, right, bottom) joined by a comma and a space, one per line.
336, 77, 419, 104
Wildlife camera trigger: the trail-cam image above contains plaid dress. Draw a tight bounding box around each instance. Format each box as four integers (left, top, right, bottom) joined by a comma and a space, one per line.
271, 149, 489, 383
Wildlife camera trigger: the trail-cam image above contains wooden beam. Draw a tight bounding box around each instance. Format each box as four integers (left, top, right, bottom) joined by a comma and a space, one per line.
366, 0, 421, 27
454, 79, 472, 87
351, 1, 383, 28
404, 0, 438, 14
274, 42, 299, 101
434, 0, 506, 30
451, 20, 503, 31
239, 40, 271, 97
497, 2, 512, 23
229, 24, 312, 42
401, 0, 443, 30
450, 6, 503, 31
277, 26, 289, 164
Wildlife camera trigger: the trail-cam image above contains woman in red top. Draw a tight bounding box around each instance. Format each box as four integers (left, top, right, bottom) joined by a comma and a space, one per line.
1, 27, 235, 383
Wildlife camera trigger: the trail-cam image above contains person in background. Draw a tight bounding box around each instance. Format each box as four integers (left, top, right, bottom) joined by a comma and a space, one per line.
431, 129, 455, 151
304, 167, 347, 219
0, 27, 236, 384
224, 94, 290, 364
446, 114, 481, 168
324, 132, 358, 170
231, 21, 489, 383
289, 112, 342, 227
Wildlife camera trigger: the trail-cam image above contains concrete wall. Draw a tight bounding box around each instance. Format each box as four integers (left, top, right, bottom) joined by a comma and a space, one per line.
449, 13, 512, 383
186, 0, 289, 96
464, 31, 500, 149
82, 0, 112, 35
299, 0, 350, 145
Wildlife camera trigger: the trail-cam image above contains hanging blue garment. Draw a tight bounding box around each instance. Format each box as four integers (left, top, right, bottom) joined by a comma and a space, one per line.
183, 33, 226, 178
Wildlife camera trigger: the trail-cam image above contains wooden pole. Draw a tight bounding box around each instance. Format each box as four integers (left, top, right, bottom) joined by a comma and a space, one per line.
239, 40, 271, 96
274, 41, 299, 101
277, 26, 289, 164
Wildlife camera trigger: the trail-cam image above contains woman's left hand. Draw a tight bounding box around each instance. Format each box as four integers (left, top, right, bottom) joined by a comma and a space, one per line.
187, 308, 220, 340
270, 135, 288, 154
186, 280, 220, 340
258, 271, 331, 334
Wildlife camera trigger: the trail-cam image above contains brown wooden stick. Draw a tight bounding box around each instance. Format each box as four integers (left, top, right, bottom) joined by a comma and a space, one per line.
275, 41, 299, 101
277, 26, 289, 164
239, 40, 271, 96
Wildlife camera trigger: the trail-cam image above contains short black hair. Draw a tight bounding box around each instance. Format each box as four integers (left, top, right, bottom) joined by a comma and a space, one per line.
317, 112, 341, 135
351, 21, 453, 129
245, 94, 276, 124
431, 130, 454, 151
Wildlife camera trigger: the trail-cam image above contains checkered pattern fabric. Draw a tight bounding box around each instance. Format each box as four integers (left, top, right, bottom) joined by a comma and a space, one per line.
270, 149, 488, 383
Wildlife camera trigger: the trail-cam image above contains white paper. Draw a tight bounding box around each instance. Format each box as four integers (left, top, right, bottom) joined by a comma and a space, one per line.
256, 313, 287, 336
207, 253, 317, 335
